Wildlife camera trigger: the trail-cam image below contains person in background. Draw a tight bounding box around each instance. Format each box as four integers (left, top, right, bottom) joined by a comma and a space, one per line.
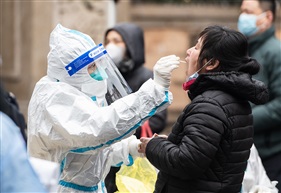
0, 55, 27, 143
139, 25, 269, 193
238, 0, 281, 190
104, 22, 168, 193
27, 24, 179, 193
104, 22, 167, 138
0, 111, 47, 193
0, 83, 27, 143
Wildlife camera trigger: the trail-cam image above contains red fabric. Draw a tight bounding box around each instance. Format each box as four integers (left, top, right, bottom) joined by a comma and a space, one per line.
140, 120, 153, 137
182, 78, 196, 91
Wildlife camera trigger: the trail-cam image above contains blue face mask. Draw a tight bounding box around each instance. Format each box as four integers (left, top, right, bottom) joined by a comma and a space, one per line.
187, 72, 199, 81
238, 13, 265, 37
182, 59, 213, 91
90, 70, 104, 81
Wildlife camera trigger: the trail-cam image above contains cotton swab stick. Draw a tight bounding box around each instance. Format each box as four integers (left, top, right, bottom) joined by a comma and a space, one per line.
179, 60, 186, 64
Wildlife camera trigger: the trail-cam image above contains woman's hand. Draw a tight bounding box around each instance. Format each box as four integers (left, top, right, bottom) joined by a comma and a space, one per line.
138, 137, 151, 156
138, 133, 168, 156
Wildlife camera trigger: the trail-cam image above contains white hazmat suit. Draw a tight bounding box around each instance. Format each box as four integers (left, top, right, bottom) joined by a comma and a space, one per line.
27, 24, 179, 193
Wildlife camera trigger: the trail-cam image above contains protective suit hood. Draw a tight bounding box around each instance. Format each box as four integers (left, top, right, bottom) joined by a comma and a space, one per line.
47, 24, 96, 90
105, 23, 145, 71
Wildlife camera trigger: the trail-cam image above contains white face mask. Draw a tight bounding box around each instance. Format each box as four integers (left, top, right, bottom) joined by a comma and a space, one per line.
81, 79, 108, 106
105, 43, 125, 66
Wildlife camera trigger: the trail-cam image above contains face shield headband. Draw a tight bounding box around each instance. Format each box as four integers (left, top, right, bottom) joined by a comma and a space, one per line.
66, 43, 107, 77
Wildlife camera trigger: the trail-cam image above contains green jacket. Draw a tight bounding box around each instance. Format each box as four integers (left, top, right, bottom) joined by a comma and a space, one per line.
249, 26, 281, 160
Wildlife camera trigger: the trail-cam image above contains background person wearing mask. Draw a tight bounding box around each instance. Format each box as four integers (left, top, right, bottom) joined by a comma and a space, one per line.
27, 24, 179, 193
238, 0, 281, 189
139, 25, 269, 193
104, 22, 167, 138
104, 22, 168, 193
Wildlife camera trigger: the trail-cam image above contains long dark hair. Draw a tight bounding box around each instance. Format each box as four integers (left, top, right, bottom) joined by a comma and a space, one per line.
198, 25, 260, 75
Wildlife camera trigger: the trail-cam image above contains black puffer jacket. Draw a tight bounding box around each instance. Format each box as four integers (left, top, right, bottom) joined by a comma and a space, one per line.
146, 72, 268, 193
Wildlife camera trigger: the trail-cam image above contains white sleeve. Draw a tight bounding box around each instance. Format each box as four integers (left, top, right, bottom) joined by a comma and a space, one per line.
109, 135, 143, 167
28, 78, 172, 161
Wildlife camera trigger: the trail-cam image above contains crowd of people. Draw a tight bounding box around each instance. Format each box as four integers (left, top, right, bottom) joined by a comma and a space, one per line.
1, 0, 280, 193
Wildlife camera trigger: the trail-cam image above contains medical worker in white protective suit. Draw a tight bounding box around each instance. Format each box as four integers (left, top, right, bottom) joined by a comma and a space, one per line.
27, 24, 180, 193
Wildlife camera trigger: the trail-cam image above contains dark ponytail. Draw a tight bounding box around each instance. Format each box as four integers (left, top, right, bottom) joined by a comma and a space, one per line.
198, 25, 260, 75
238, 57, 260, 75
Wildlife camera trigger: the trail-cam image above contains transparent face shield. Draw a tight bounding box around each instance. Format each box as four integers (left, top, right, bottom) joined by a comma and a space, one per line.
65, 43, 132, 105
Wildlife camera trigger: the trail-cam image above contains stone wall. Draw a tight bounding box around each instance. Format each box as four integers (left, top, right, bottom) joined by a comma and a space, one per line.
0, 0, 115, 119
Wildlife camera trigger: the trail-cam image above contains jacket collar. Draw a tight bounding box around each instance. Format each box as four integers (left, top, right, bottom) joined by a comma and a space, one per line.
188, 72, 268, 105
248, 26, 275, 54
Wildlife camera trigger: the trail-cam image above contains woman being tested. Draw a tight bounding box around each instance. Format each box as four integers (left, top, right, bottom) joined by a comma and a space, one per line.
27, 24, 179, 193
139, 25, 269, 193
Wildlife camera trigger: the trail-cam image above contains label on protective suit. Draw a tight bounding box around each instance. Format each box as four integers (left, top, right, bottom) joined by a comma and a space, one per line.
65, 43, 107, 76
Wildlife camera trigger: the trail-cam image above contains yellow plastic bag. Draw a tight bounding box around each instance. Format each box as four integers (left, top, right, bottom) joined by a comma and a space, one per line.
115, 157, 157, 193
